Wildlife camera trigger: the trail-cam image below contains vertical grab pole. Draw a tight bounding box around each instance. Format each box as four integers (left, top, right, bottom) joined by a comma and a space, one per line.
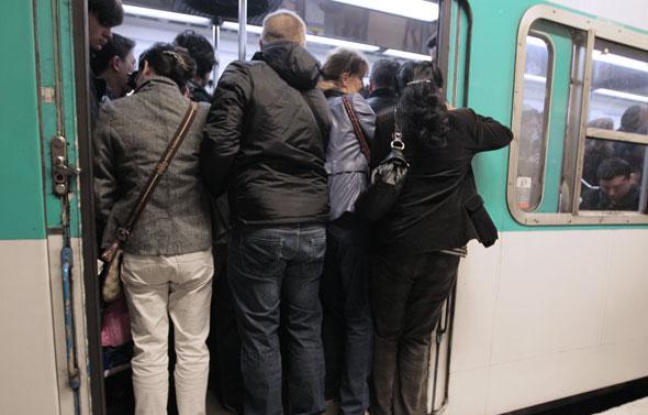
212, 21, 220, 92
238, 0, 247, 61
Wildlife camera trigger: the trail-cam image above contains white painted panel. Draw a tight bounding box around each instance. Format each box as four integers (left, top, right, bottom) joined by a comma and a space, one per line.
444, 366, 490, 415
486, 353, 561, 415
554, 338, 648, 397
602, 230, 648, 342
448, 229, 648, 414
491, 230, 611, 363
452, 241, 501, 371
0, 240, 59, 415
47, 237, 91, 415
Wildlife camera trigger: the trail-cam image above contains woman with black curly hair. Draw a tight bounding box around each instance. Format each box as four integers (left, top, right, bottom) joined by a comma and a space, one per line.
369, 61, 512, 415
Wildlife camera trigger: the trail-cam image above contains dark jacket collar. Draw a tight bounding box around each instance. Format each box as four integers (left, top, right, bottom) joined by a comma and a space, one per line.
186, 80, 212, 103
323, 89, 345, 99
252, 41, 321, 90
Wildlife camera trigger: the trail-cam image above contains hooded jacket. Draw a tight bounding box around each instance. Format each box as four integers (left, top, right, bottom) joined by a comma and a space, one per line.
201, 41, 331, 225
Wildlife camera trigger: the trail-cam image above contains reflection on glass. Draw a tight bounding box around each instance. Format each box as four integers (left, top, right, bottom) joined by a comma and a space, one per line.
515, 35, 549, 211
588, 41, 648, 134
580, 153, 646, 212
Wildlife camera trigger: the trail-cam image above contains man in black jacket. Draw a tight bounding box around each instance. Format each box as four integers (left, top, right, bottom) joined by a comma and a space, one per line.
88, 0, 123, 123
200, 9, 331, 415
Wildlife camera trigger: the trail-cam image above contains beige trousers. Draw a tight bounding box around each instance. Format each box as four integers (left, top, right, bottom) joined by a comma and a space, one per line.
122, 248, 213, 415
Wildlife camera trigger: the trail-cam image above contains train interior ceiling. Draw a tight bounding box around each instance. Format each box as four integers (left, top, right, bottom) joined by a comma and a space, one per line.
115, 0, 438, 83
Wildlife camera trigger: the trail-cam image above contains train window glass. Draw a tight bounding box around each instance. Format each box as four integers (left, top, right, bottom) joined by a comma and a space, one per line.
514, 34, 551, 212
587, 40, 648, 134
582, 40, 648, 215
579, 139, 647, 212
510, 7, 648, 225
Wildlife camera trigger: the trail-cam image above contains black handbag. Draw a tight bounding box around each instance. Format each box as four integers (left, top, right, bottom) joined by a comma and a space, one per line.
354, 107, 409, 222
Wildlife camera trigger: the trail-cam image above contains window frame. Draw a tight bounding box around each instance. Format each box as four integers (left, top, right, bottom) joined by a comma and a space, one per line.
514, 31, 555, 212
508, 4, 648, 226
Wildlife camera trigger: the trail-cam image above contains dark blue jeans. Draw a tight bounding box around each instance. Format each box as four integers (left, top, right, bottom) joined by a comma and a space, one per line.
321, 217, 372, 415
370, 251, 459, 415
228, 224, 327, 415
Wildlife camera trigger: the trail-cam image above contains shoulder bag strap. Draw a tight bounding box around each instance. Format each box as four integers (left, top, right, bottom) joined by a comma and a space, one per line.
392, 107, 403, 145
341, 95, 371, 160
101, 101, 199, 262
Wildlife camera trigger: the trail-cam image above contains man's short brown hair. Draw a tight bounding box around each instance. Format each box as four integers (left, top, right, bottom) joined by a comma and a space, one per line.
261, 9, 307, 47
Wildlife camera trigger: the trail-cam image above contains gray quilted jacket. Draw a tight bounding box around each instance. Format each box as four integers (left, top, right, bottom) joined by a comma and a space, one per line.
94, 76, 212, 255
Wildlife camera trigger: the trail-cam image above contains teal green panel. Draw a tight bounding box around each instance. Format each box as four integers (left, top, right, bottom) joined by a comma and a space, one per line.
537, 31, 572, 213
58, 0, 81, 237
465, 1, 648, 231
36, 0, 64, 232
468, 0, 536, 232
0, 1, 47, 240
35, 0, 82, 238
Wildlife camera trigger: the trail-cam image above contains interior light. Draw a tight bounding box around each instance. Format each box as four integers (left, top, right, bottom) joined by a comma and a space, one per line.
526, 36, 547, 48
383, 49, 432, 61
305, 34, 379, 52
123, 5, 212, 25
592, 88, 648, 103
523, 74, 547, 83
220, 21, 379, 52
221, 21, 263, 34
593, 50, 648, 73
331, 0, 438, 22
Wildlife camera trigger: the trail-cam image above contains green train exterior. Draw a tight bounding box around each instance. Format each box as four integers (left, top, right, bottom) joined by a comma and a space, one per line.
1, 0, 647, 414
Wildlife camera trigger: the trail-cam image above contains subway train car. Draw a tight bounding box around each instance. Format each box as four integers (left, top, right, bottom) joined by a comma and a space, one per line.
1, 0, 647, 414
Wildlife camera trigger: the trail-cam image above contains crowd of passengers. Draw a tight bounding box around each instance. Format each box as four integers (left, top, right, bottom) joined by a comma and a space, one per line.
89, 1, 513, 415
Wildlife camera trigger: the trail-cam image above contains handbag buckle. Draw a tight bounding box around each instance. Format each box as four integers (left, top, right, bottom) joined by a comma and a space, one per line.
116, 227, 130, 242
391, 132, 405, 150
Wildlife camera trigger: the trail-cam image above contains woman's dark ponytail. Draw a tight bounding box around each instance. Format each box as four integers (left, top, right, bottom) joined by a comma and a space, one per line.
398, 61, 449, 147
138, 43, 196, 91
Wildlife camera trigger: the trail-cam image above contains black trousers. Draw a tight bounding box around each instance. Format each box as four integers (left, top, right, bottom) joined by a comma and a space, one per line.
321, 217, 373, 415
370, 251, 459, 415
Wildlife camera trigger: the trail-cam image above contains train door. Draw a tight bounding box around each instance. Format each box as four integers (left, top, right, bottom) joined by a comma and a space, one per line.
420, 1, 473, 413
0, 0, 95, 414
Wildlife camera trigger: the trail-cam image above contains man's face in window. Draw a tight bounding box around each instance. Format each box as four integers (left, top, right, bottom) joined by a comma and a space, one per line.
600, 175, 632, 204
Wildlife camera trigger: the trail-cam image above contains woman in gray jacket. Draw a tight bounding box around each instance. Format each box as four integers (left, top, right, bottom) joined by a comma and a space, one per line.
319, 47, 376, 415
94, 43, 213, 415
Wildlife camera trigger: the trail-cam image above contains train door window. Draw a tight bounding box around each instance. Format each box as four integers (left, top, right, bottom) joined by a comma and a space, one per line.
514, 33, 552, 212
508, 5, 648, 225
511, 19, 588, 216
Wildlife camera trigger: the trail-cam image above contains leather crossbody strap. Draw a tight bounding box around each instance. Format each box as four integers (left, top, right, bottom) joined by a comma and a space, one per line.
101, 101, 199, 262
341, 95, 370, 160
